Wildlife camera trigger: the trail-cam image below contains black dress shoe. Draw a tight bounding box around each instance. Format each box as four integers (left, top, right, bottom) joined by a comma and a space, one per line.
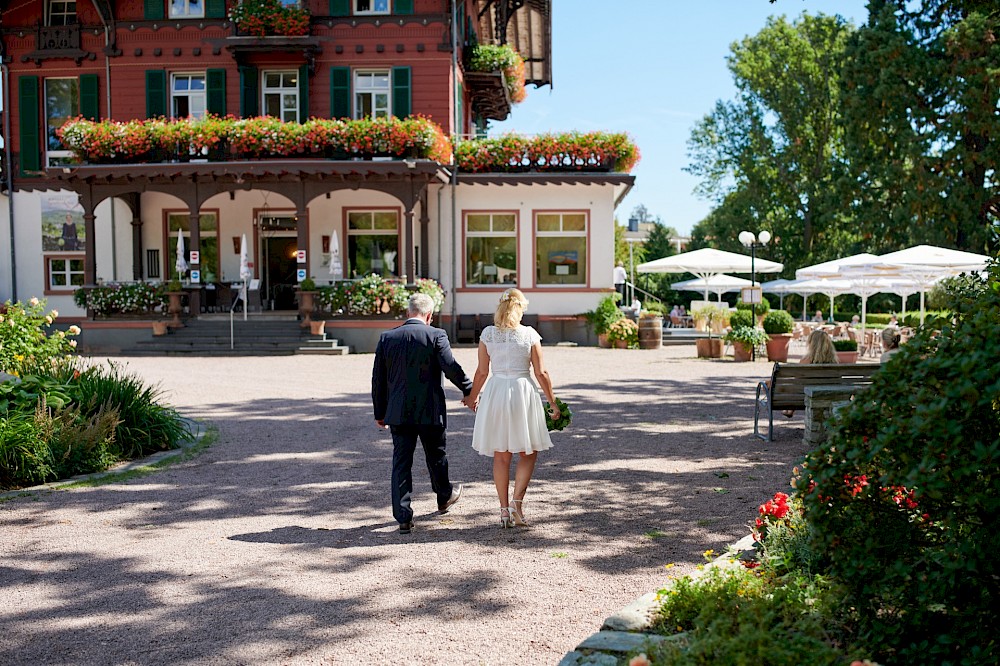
438, 483, 463, 513
398, 521, 413, 534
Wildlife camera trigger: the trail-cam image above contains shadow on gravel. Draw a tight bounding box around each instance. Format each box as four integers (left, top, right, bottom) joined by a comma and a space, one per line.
1, 367, 808, 662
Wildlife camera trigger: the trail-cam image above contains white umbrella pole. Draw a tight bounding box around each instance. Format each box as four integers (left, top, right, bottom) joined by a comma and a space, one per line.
829, 294, 835, 322
901, 295, 907, 318
861, 294, 868, 344
920, 289, 926, 325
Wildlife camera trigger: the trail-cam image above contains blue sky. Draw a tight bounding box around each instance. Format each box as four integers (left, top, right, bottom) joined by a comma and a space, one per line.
493, 0, 870, 236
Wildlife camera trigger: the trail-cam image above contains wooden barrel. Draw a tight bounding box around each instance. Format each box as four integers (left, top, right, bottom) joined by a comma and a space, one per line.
638, 316, 663, 349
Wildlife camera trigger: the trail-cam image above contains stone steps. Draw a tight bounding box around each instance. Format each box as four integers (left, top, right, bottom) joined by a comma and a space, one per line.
120, 318, 350, 356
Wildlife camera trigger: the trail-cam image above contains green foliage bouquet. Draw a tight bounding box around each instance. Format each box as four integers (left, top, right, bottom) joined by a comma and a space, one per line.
545, 397, 571, 431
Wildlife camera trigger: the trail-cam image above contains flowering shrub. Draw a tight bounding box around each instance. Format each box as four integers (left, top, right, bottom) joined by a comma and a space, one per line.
751, 491, 790, 546
606, 317, 639, 348
73, 283, 166, 317
468, 43, 527, 103
0, 299, 80, 377
228, 0, 310, 37
414, 278, 445, 313
454, 131, 640, 173
319, 275, 409, 316
58, 115, 453, 164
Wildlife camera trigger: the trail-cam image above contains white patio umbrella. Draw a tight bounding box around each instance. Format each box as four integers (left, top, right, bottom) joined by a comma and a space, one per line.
795, 252, 881, 280
328, 230, 343, 281
791, 278, 854, 323
670, 273, 753, 302
638, 248, 783, 300
174, 228, 189, 278
760, 278, 798, 310
238, 233, 251, 321
839, 272, 908, 340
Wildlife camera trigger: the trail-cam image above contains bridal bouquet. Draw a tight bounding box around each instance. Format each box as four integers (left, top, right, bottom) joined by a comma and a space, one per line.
545, 398, 572, 431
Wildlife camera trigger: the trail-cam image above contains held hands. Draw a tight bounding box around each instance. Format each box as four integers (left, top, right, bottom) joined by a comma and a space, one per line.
461, 395, 478, 412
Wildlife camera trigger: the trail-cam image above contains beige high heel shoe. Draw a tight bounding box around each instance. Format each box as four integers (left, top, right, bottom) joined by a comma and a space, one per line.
499, 506, 513, 529
510, 499, 529, 526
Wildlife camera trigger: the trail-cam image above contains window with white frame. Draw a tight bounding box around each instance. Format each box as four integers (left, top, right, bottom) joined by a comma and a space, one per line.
167, 213, 219, 281
169, 0, 204, 18
48, 257, 85, 289
262, 71, 299, 123
354, 0, 389, 14
45, 78, 79, 167
535, 212, 588, 286
465, 213, 517, 286
354, 71, 390, 120
171, 73, 206, 119
47, 0, 76, 25
347, 210, 399, 278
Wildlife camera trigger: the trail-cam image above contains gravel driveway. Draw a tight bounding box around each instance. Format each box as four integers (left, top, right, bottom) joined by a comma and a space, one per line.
0, 346, 808, 665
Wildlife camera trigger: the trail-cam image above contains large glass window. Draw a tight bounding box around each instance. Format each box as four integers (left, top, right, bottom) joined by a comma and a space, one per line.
171, 73, 206, 119
262, 71, 299, 123
47, 257, 84, 289
167, 213, 219, 282
354, 0, 389, 14
465, 213, 517, 286
535, 212, 588, 286
347, 210, 399, 278
169, 0, 204, 18
47, 0, 76, 25
354, 71, 390, 120
45, 78, 79, 167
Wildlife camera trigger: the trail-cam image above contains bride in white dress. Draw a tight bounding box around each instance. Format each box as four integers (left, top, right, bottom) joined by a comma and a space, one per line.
469, 288, 560, 528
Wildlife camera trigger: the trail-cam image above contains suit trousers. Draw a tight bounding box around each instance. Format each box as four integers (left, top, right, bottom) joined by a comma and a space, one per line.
389, 424, 453, 524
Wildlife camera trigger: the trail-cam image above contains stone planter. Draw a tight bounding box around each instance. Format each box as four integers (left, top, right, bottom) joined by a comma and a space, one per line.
297, 290, 318, 328
695, 338, 723, 358
733, 341, 753, 362
151, 321, 169, 336
765, 333, 792, 362
836, 350, 859, 364
166, 291, 185, 328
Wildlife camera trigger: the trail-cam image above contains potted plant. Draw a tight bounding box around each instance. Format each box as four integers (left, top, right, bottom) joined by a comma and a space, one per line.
297, 276, 318, 328
833, 338, 859, 364
724, 326, 769, 362
762, 310, 795, 362
585, 293, 624, 348
165, 277, 185, 328
606, 317, 639, 349
692, 305, 728, 358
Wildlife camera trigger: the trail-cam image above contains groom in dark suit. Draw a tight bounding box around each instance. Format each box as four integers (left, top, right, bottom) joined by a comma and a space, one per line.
372, 293, 473, 534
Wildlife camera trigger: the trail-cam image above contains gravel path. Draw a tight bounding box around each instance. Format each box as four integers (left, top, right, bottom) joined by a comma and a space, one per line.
0, 346, 808, 665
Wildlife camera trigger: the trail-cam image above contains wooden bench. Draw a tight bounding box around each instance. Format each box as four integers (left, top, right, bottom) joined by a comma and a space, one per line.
754, 363, 881, 441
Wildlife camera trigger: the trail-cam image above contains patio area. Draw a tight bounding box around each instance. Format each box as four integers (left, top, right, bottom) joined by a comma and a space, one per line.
0, 347, 808, 665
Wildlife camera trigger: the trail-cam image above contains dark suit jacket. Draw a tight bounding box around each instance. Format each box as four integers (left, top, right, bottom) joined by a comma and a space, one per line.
372, 319, 472, 427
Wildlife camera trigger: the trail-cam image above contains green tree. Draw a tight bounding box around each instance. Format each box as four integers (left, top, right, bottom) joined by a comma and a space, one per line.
839, 0, 1000, 253
686, 13, 856, 270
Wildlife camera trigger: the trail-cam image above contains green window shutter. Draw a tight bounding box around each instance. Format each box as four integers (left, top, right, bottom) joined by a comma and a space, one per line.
391, 66, 411, 119
239, 66, 259, 118
144, 0, 164, 19
18, 76, 41, 174
298, 64, 309, 122
206, 0, 225, 18
394, 0, 413, 14
145, 69, 167, 118
329, 0, 350, 16
330, 66, 351, 118
80, 74, 100, 121
206, 68, 226, 116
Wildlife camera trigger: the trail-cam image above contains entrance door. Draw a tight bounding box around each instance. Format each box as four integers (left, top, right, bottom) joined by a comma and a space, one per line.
258, 216, 298, 310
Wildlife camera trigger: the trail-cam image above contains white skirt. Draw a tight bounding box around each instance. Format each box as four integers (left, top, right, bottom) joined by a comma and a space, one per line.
471, 373, 554, 456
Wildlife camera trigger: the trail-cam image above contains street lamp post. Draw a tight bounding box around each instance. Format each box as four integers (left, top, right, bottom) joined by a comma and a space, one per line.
738, 229, 772, 361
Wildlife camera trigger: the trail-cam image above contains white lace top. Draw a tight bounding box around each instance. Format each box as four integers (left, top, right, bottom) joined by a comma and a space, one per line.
480, 325, 542, 376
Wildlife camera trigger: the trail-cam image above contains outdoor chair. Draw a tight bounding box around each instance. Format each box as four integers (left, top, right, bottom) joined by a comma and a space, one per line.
670, 314, 683, 328
521, 314, 539, 330
456, 314, 478, 343
479, 312, 494, 332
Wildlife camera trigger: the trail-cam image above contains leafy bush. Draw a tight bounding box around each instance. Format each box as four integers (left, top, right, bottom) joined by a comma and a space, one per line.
722, 325, 768, 346
584, 293, 624, 336
761, 309, 794, 334
643, 301, 668, 316
414, 278, 446, 313
864, 313, 893, 326
317, 275, 410, 316
736, 295, 770, 316
0, 408, 56, 488
606, 317, 639, 348
0, 299, 80, 377
832, 338, 857, 351
796, 262, 1000, 665
728, 308, 754, 329
74, 283, 166, 317
901, 310, 951, 329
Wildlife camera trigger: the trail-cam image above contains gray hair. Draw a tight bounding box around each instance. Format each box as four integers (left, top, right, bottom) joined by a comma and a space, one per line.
408, 292, 435, 317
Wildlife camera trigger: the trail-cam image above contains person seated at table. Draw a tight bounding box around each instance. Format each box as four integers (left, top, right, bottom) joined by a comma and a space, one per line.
888, 314, 899, 328
679, 305, 687, 317
850, 314, 861, 327
812, 310, 825, 323
783, 329, 837, 417
669, 304, 680, 318
880, 327, 902, 363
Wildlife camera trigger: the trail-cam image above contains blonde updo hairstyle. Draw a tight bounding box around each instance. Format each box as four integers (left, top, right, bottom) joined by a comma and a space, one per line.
494, 288, 529, 329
